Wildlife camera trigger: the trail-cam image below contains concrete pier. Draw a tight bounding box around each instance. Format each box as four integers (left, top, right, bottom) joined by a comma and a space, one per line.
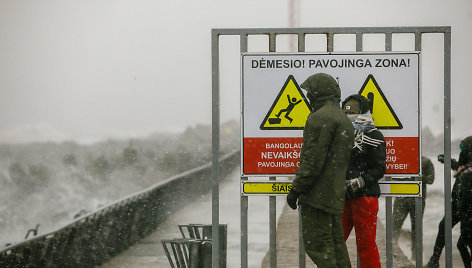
261, 204, 415, 268
98, 166, 414, 268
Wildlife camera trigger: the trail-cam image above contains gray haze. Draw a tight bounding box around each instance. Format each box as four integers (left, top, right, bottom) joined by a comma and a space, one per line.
0, 0, 471, 144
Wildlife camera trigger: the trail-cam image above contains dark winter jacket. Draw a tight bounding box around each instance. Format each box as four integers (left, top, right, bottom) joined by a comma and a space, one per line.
345, 128, 386, 199
457, 136, 472, 232
421, 156, 436, 185
458, 164, 472, 233
292, 73, 354, 215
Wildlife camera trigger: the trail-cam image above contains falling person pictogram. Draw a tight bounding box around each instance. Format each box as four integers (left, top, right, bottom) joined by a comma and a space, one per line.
269, 95, 302, 124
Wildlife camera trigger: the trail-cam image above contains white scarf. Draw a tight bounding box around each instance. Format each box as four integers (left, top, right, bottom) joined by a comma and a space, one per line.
348, 113, 383, 151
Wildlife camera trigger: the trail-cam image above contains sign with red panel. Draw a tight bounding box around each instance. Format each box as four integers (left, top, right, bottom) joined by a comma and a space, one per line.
241, 52, 421, 177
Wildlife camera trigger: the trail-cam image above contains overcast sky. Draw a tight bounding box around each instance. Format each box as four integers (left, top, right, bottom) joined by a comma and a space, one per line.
0, 0, 470, 144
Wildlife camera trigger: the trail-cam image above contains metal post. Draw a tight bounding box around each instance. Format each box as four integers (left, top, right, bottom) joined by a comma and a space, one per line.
240, 33, 249, 268
356, 32, 364, 268
297, 32, 306, 268
298, 210, 305, 268
414, 32, 423, 268
356, 33, 363, 52
266, 33, 277, 268
385, 32, 394, 268
415, 195, 423, 267
269, 176, 277, 268
298, 33, 305, 53
327, 32, 334, 52
211, 29, 220, 268
443, 28, 452, 268
241, 186, 248, 268
385, 32, 392, 51
385, 178, 393, 268
202, 225, 227, 268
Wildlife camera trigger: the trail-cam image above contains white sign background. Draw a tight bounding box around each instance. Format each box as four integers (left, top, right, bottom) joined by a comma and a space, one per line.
242, 52, 420, 139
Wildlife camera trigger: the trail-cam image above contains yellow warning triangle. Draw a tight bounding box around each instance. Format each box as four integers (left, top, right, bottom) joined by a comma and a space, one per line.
358, 74, 403, 129
260, 75, 311, 130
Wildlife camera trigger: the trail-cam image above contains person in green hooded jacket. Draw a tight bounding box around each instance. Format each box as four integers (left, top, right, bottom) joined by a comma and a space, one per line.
287, 73, 354, 268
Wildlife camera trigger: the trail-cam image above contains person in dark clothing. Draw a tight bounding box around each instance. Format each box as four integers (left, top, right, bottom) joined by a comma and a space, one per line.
456, 136, 472, 268
424, 136, 472, 268
392, 156, 435, 259
287, 73, 354, 268
340, 94, 386, 268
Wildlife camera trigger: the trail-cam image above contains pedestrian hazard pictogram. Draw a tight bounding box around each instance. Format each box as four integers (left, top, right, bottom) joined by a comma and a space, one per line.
260, 75, 311, 130
358, 74, 403, 129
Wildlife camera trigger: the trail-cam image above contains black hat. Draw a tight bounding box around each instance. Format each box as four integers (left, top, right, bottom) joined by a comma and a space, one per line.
342, 94, 371, 114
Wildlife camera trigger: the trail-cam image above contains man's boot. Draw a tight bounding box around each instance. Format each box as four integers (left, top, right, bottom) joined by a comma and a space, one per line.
423, 257, 439, 268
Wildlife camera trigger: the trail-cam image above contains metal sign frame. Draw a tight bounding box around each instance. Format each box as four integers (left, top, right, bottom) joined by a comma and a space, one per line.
212, 26, 452, 268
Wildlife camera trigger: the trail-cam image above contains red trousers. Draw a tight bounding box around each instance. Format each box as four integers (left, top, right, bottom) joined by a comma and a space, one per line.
342, 196, 381, 268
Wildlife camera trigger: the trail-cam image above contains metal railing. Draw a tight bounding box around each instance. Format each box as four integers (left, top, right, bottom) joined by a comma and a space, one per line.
212, 26, 451, 268
162, 224, 227, 268
0, 150, 240, 268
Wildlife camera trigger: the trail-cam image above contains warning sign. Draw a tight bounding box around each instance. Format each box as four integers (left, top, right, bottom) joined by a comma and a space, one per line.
240, 180, 421, 197
242, 52, 420, 177
359, 75, 402, 129
241, 181, 293, 196
385, 137, 419, 174
378, 181, 422, 197
260, 75, 311, 130
243, 137, 302, 174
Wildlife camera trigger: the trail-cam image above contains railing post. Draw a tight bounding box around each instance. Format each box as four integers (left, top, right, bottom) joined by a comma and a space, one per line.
211, 29, 221, 268
240, 33, 249, 268
269, 177, 277, 268
443, 27, 453, 268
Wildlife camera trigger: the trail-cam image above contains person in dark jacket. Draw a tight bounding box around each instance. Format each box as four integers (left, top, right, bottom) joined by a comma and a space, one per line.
456, 137, 472, 268
392, 156, 435, 260
340, 94, 386, 268
424, 138, 469, 268
287, 73, 354, 268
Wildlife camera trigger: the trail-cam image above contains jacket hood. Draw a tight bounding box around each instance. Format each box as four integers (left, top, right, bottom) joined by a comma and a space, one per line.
459, 136, 472, 166
461, 136, 472, 152
300, 73, 341, 108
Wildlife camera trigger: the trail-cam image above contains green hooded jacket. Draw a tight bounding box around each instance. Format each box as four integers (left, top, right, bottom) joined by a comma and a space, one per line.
292, 73, 354, 215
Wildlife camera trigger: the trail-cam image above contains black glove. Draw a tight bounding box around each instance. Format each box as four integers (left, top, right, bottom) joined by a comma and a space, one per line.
438, 154, 444, 163
438, 154, 459, 170
346, 177, 365, 198
286, 189, 300, 210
